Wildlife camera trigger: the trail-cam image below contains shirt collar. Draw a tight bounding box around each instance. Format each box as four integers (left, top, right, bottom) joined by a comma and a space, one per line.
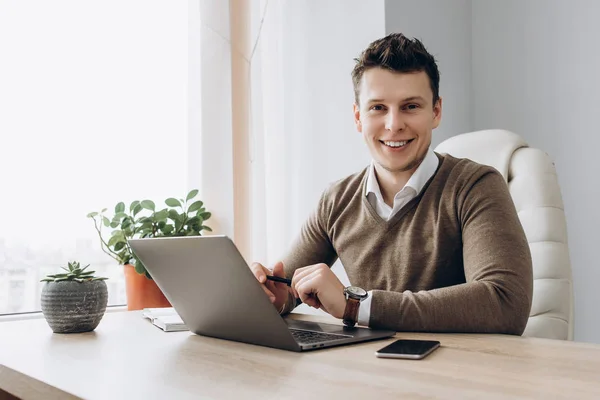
365, 147, 439, 200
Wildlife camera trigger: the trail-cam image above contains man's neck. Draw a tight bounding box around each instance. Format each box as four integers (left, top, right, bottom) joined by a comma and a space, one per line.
373, 165, 415, 207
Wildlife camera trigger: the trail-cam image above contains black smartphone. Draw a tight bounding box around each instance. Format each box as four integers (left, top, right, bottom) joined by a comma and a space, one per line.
375, 339, 441, 360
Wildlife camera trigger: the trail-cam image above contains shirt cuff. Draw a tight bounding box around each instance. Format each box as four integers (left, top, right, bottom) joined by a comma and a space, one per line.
358, 290, 373, 326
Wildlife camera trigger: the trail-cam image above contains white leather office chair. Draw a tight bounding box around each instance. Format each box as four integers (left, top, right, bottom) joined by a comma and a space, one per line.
435, 129, 574, 340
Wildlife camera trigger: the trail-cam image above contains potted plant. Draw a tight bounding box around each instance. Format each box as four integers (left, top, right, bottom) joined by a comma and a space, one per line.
40, 261, 108, 333
87, 189, 211, 311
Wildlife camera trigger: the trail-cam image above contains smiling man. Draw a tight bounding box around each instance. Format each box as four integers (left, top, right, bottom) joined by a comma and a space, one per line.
251, 33, 533, 335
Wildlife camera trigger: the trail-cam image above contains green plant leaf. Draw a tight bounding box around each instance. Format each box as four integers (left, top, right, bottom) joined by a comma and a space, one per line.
187, 216, 200, 225
133, 204, 143, 216
113, 212, 127, 220
168, 209, 180, 221
201, 225, 213, 232
108, 235, 123, 247
139, 221, 152, 230
200, 212, 212, 220
174, 220, 183, 233
188, 200, 204, 213
114, 241, 126, 251
107, 236, 117, 247
155, 209, 169, 221
141, 200, 155, 211
165, 198, 182, 208
161, 224, 174, 235
115, 202, 125, 214
134, 262, 146, 275
102, 216, 110, 227
86, 212, 98, 218
186, 189, 199, 201
129, 200, 140, 212
121, 218, 132, 230
110, 221, 120, 229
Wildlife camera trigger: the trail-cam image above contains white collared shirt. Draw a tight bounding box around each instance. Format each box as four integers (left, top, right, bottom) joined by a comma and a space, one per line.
358, 147, 439, 326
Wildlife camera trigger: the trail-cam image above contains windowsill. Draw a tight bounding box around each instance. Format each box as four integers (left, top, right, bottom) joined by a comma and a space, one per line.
0, 305, 128, 323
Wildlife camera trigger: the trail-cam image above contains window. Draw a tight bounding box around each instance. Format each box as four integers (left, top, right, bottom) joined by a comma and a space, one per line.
0, 1, 195, 314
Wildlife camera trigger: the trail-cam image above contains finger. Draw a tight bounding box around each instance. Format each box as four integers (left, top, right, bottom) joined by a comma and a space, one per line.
295, 269, 325, 308
304, 297, 320, 308
294, 269, 321, 301
296, 280, 321, 308
272, 261, 285, 277
250, 262, 268, 283
261, 284, 276, 303
269, 261, 288, 290
291, 264, 319, 298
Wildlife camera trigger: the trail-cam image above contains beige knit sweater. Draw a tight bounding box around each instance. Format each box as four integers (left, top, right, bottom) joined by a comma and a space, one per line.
282, 153, 533, 335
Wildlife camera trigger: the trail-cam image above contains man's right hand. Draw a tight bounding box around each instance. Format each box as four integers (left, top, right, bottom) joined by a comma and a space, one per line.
250, 261, 289, 313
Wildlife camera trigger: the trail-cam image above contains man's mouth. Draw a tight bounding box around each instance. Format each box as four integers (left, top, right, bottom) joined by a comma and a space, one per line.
379, 139, 414, 148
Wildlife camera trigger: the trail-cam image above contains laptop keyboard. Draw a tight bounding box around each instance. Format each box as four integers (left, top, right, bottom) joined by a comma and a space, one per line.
289, 328, 352, 345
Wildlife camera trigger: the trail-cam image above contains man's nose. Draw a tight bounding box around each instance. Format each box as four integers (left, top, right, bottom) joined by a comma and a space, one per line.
385, 109, 405, 132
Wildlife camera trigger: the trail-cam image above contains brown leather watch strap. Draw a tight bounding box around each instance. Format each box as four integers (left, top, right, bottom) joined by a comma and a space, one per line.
342, 297, 361, 327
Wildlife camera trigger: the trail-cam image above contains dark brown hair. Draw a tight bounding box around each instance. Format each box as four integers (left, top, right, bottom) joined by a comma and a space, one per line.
351, 33, 440, 106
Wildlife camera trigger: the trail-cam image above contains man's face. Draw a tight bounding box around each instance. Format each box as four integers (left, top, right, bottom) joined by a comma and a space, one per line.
354, 68, 442, 176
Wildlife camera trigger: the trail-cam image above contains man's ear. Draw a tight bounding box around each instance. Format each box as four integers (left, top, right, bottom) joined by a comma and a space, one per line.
353, 103, 362, 133
432, 96, 442, 129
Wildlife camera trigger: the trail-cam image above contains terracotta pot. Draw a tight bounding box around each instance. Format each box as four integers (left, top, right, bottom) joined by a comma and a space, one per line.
123, 264, 171, 310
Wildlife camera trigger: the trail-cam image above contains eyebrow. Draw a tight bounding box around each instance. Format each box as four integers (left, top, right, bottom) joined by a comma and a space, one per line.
366, 96, 426, 104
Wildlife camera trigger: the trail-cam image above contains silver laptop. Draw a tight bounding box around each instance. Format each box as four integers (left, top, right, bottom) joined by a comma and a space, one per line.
128, 235, 395, 352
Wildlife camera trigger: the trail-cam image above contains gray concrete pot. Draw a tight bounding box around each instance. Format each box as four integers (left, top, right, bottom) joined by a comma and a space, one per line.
41, 280, 108, 333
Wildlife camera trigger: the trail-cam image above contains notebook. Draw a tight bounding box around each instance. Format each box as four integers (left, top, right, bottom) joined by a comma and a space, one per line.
142, 307, 188, 332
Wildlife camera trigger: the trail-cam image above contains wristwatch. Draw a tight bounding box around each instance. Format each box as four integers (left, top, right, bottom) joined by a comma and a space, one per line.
342, 286, 368, 327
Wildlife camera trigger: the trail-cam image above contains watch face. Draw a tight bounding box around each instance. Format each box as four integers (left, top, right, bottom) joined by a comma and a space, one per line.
346, 286, 367, 298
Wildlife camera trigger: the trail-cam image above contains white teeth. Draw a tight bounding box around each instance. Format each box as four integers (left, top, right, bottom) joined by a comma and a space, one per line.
383, 140, 408, 148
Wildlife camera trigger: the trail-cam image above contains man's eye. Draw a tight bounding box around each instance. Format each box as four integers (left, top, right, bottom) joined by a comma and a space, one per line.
371, 105, 385, 111
404, 104, 420, 110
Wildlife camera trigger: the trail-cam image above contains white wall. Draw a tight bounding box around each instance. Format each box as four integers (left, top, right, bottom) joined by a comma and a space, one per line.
385, 0, 473, 147
276, 0, 386, 238
472, 0, 600, 344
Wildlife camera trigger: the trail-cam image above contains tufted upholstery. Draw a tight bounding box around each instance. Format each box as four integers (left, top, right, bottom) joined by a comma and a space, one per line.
434, 129, 574, 340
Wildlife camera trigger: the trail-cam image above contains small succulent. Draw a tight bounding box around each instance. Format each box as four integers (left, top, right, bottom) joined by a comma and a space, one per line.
41, 261, 108, 283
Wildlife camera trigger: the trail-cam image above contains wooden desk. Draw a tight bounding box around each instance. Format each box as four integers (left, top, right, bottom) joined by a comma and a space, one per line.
1, 311, 599, 399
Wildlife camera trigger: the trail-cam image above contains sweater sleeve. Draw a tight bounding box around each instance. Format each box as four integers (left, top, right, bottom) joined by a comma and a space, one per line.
369, 169, 533, 335
280, 189, 339, 314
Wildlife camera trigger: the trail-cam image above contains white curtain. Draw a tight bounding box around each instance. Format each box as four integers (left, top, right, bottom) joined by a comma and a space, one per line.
196, 0, 386, 304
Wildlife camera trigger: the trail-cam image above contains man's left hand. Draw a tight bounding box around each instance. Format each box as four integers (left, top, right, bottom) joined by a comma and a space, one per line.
291, 263, 346, 319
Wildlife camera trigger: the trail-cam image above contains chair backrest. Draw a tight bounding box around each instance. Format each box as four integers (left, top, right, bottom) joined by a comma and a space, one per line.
435, 129, 574, 340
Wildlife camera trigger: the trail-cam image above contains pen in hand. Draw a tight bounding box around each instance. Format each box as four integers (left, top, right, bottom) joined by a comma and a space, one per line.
266, 275, 291, 286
